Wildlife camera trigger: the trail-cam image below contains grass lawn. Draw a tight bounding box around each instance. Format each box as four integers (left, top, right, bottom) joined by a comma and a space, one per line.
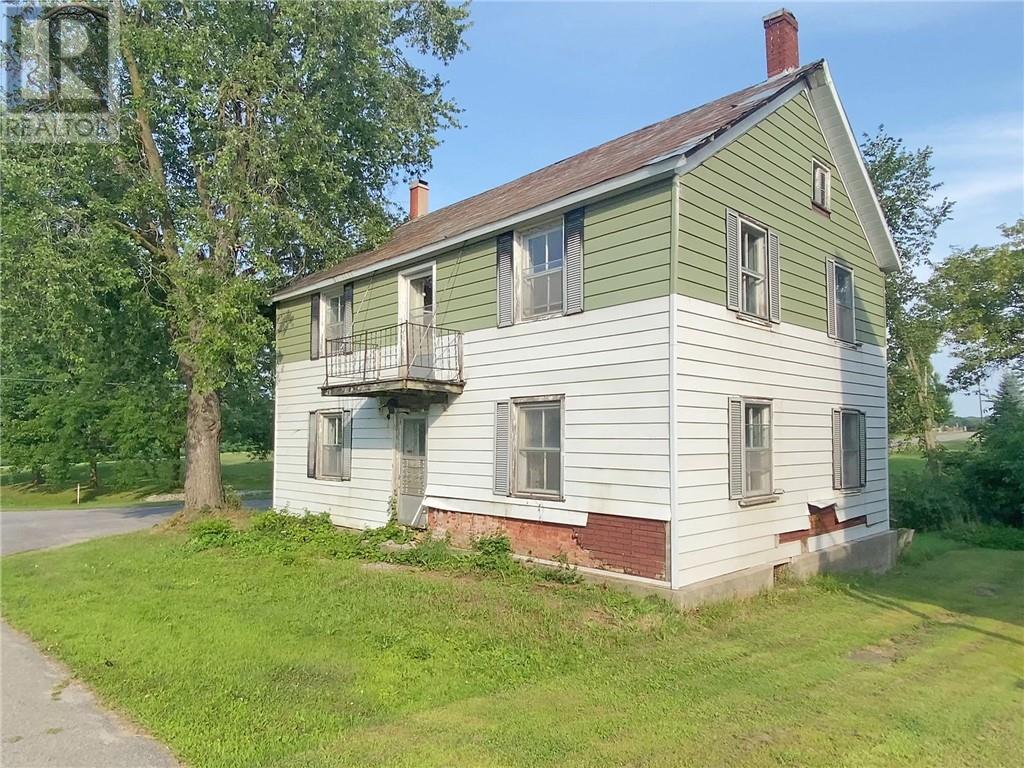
2, 529, 1021, 767
0, 452, 271, 511
888, 437, 972, 484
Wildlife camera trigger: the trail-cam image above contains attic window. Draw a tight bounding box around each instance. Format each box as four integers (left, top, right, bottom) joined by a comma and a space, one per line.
812, 160, 831, 212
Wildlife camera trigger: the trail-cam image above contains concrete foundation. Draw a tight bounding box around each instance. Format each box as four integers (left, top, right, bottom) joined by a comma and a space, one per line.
785, 528, 897, 581
530, 527, 899, 610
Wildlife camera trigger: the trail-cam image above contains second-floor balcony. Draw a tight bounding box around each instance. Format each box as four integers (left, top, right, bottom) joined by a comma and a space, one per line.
322, 321, 464, 402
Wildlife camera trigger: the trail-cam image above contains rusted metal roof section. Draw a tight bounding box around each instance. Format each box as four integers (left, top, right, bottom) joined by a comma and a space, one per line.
282, 61, 825, 296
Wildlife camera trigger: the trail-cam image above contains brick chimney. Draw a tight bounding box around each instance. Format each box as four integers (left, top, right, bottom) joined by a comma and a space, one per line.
763, 9, 799, 78
409, 179, 429, 220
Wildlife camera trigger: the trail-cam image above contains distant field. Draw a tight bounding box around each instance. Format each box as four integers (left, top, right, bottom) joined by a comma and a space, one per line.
0, 452, 271, 511
888, 437, 972, 483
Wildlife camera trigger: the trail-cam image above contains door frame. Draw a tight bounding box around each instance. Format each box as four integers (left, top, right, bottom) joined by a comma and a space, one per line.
396, 261, 437, 326
395, 411, 429, 527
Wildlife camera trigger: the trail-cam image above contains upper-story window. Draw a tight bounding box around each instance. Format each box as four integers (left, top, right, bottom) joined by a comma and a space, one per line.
828, 261, 856, 344
520, 221, 564, 319
325, 292, 347, 341
812, 159, 831, 211
740, 219, 769, 319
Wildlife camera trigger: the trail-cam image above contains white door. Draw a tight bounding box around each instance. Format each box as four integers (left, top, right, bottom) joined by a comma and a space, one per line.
404, 273, 434, 378
397, 414, 427, 527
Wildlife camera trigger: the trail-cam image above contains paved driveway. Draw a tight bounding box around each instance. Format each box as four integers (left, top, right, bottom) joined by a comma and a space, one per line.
1, 505, 179, 556
1, 500, 269, 767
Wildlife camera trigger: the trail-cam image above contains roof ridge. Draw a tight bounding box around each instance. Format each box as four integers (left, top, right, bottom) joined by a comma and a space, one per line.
395, 60, 824, 232
278, 60, 825, 298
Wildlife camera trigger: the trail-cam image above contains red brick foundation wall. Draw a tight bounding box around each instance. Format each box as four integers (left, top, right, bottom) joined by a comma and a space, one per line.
426, 508, 667, 581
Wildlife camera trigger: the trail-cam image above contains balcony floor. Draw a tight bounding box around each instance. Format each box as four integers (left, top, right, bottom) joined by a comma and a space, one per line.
321, 377, 464, 403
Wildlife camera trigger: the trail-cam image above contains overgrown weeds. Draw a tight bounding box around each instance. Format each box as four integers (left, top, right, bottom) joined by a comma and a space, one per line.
182, 509, 586, 588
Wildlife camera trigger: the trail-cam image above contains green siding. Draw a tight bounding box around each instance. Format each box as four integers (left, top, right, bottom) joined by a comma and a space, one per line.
435, 237, 496, 332
275, 296, 311, 364
273, 181, 674, 353
677, 92, 886, 346
584, 181, 673, 311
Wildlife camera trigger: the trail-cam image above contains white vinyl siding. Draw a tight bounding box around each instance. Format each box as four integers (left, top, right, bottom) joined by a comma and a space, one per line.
425, 296, 673, 524
674, 295, 889, 588
274, 356, 392, 529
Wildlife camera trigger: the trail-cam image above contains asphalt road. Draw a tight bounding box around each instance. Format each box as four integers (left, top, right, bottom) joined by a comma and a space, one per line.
1, 499, 269, 767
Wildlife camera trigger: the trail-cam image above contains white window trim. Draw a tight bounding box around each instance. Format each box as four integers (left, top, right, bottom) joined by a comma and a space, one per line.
833, 261, 857, 344
740, 397, 774, 500
812, 158, 832, 212
316, 409, 349, 482
515, 219, 565, 322
836, 407, 866, 491
738, 217, 769, 322
509, 394, 565, 501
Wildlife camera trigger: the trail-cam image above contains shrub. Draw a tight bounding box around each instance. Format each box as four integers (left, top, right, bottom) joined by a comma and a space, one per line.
889, 463, 972, 531
941, 523, 1024, 551
186, 518, 236, 551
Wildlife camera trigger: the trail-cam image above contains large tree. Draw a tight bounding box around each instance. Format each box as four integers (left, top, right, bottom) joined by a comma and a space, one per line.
861, 127, 954, 450
926, 220, 1024, 390
5, 1, 468, 510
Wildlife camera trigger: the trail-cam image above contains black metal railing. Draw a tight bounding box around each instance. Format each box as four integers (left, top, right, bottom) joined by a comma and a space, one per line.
325, 321, 463, 386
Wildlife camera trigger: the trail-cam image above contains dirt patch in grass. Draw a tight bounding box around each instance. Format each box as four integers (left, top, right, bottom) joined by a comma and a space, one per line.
848, 644, 899, 665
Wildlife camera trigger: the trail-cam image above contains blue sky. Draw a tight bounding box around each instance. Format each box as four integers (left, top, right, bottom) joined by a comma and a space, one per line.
399, 1, 1024, 415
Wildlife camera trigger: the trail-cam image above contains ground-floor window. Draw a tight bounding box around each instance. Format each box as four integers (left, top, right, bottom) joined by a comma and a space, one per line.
729, 397, 773, 500
833, 408, 867, 490
307, 410, 352, 481
510, 397, 563, 499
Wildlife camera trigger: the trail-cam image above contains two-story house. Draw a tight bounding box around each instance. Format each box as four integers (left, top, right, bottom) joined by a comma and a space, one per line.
271, 9, 900, 603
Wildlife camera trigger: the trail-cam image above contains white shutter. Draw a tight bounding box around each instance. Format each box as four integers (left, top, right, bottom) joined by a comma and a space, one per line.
496, 233, 514, 328
563, 208, 584, 315
493, 401, 511, 495
858, 411, 868, 488
726, 211, 740, 311
728, 397, 744, 499
825, 258, 837, 339
307, 412, 318, 478
309, 292, 321, 360
768, 231, 781, 323
832, 409, 843, 489
341, 409, 353, 481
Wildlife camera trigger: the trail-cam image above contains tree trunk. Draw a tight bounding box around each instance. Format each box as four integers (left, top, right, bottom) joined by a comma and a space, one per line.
31, 467, 45, 486
89, 459, 99, 489
906, 347, 938, 452
183, 383, 224, 510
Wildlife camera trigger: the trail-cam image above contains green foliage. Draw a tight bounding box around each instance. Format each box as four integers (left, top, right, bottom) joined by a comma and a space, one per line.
186, 518, 237, 551
3, 0, 470, 507
889, 461, 972, 531
861, 127, 953, 445
941, 523, 1024, 552
958, 374, 1024, 527
927, 221, 1024, 390
890, 383, 1024, 532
